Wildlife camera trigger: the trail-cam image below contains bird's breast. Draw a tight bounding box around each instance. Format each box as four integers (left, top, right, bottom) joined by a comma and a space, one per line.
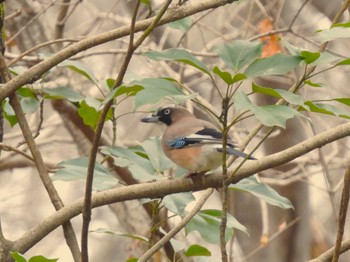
163, 144, 223, 172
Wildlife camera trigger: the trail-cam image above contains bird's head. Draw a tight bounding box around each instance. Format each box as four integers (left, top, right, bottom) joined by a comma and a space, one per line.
141, 106, 193, 126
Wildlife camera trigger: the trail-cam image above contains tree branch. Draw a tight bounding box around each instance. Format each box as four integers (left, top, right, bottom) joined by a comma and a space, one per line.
10, 120, 350, 255
0, 0, 237, 102
138, 188, 214, 262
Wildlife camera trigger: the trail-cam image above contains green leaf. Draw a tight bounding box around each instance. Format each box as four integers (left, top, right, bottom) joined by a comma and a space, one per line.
252, 83, 304, 105
214, 40, 262, 71
232, 73, 247, 83
28, 256, 58, 262
255, 105, 304, 128
185, 244, 211, 257
90, 228, 148, 242
281, 39, 301, 56
59, 60, 98, 85
170, 238, 187, 252
334, 98, 350, 106
304, 79, 324, 87
100, 145, 157, 180
20, 97, 40, 114
78, 100, 100, 129
317, 26, 350, 42
144, 48, 210, 75
163, 192, 195, 216
168, 17, 192, 31
132, 78, 186, 108
43, 87, 84, 102
126, 259, 138, 262
185, 209, 247, 244
52, 157, 118, 190
336, 58, 350, 66
244, 54, 302, 78
10, 252, 27, 262
15, 87, 41, 114
213, 66, 233, 84
2, 98, 17, 126
234, 91, 303, 128
230, 176, 293, 209
300, 50, 320, 64
140, 0, 151, 4
11, 252, 58, 262
303, 102, 350, 119
140, 137, 174, 172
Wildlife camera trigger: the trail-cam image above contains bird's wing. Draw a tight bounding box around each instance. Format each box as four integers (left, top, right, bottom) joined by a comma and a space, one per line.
166, 127, 256, 160
166, 127, 235, 148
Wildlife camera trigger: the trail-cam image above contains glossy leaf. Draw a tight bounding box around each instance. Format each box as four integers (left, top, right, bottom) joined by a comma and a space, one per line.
185, 209, 247, 244
43, 87, 84, 102
252, 83, 304, 105
304, 79, 324, 87
100, 145, 157, 181
140, 137, 174, 172
215, 40, 262, 71
10, 252, 26, 262
163, 192, 195, 216
302, 102, 350, 119
300, 51, 320, 64
317, 26, 350, 42
91, 228, 148, 242
20, 97, 40, 114
230, 176, 293, 209
234, 91, 303, 128
53, 157, 118, 190
170, 239, 186, 252
11, 252, 58, 262
185, 244, 211, 257
244, 54, 302, 78
133, 78, 186, 108
78, 100, 100, 129
336, 58, 350, 66
59, 60, 98, 85
213, 66, 233, 84
2, 99, 17, 126
144, 48, 210, 75
168, 17, 192, 31
334, 98, 350, 106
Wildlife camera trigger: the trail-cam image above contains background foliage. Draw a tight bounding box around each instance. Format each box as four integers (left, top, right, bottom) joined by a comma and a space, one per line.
0, 0, 350, 261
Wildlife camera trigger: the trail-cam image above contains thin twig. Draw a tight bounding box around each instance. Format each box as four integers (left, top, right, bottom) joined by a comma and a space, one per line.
8, 38, 79, 67
81, 1, 173, 261
0, 142, 34, 161
138, 188, 214, 262
10, 120, 350, 255
0, 0, 237, 102
332, 166, 350, 262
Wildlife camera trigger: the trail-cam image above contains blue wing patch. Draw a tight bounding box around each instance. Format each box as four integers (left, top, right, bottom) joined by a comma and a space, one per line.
167, 137, 188, 149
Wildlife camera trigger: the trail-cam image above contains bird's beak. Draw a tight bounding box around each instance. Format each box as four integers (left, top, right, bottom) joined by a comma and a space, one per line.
141, 114, 160, 123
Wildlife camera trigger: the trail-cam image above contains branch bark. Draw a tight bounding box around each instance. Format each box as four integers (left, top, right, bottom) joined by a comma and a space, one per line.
0, 0, 237, 102
10, 120, 350, 255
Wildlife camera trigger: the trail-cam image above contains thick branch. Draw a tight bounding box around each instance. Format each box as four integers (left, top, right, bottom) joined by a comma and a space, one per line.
0, 0, 236, 102
11, 120, 350, 254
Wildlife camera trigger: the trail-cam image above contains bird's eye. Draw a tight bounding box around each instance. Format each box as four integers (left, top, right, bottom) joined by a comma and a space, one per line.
164, 109, 171, 115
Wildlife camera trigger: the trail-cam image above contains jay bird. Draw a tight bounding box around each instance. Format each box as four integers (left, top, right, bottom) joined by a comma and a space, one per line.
141, 106, 256, 174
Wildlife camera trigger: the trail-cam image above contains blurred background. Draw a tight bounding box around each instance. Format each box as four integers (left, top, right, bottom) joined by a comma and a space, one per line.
1, 0, 350, 261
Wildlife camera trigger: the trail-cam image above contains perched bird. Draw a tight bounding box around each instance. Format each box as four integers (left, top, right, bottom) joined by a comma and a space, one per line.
141, 106, 255, 174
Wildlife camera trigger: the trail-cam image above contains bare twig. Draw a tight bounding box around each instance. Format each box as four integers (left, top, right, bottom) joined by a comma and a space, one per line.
10, 120, 350, 256
0, 0, 238, 102
309, 240, 350, 262
332, 166, 350, 262
138, 188, 214, 262
81, 1, 173, 261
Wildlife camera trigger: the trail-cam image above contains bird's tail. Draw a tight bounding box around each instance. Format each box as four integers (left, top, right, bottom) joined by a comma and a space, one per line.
225, 147, 256, 160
